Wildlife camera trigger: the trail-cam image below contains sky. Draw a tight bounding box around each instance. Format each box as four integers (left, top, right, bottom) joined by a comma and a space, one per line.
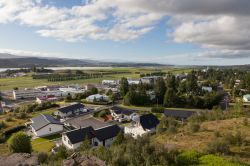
0, 0, 250, 65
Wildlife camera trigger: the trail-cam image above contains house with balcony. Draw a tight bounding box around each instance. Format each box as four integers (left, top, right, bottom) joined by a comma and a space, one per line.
62, 124, 121, 149
124, 114, 159, 138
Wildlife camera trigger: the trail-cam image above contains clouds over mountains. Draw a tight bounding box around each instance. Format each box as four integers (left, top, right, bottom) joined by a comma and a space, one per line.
0, 0, 250, 59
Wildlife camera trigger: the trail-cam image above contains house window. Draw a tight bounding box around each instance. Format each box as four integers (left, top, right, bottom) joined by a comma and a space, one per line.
49, 128, 51, 131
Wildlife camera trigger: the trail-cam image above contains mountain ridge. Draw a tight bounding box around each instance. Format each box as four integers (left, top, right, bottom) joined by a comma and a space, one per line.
0, 53, 168, 68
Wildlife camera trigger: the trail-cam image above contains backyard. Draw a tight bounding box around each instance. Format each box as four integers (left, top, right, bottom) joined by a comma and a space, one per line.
31, 134, 61, 153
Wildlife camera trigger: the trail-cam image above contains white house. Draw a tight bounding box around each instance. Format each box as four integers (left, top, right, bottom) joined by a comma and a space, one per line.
128, 79, 140, 85
86, 94, 108, 102
30, 114, 63, 137
54, 103, 87, 119
124, 114, 159, 138
59, 88, 85, 97
62, 125, 121, 150
102, 80, 117, 86
243, 94, 250, 102
110, 106, 137, 122
202, 86, 213, 92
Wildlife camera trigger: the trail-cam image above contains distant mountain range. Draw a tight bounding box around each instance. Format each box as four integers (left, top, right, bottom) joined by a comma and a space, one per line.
0, 53, 169, 68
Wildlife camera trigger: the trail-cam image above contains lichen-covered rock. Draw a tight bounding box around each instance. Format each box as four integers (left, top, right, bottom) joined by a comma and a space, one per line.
0, 153, 38, 166
62, 153, 105, 166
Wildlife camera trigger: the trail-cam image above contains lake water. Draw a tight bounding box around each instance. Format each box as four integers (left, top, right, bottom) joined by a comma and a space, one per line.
0, 67, 113, 72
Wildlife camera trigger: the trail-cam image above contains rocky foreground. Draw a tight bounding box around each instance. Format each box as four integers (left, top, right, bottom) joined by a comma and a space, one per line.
0, 153, 105, 166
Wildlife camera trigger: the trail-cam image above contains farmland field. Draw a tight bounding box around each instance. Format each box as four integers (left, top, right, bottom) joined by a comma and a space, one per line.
0, 67, 192, 91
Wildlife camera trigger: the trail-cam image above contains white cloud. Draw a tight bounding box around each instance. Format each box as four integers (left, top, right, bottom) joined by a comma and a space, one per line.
0, 0, 250, 60
0, 48, 62, 57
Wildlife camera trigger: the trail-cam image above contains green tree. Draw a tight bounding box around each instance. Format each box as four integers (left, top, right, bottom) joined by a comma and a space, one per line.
163, 88, 176, 107
186, 71, 199, 94
8, 132, 32, 153
154, 77, 166, 104
120, 77, 129, 97
91, 87, 98, 94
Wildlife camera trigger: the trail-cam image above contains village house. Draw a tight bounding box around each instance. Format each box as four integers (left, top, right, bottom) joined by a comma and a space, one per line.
62, 124, 121, 149
164, 109, 196, 122
101, 80, 118, 86
36, 96, 58, 104
86, 94, 108, 102
30, 114, 63, 137
84, 84, 96, 91
202, 86, 213, 92
124, 114, 159, 138
54, 103, 87, 119
127, 79, 140, 85
140, 76, 161, 85
110, 106, 137, 122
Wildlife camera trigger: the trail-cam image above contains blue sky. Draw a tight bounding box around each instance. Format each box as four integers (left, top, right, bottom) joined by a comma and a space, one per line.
0, 0, 250, 65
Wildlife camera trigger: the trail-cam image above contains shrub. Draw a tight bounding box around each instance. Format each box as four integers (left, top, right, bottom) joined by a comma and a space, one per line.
56, 146, 69, 159
214, 131, 221, 138
8, 132, 32, 153
98, 110, 107, 118
177, 150, 200, 166
243, 118, 248, 126
0, 134, 5, 143
205, 139, 230, 154
223, 131, 246, 146
5, 117, 13, 122
18, 112, 28, 119
38, 152, 48, 164
167, 125, 177, 134
199, 154, 237, 165
3, 125, 26, 137
189, 122, 200, 133
151, 107, 165, 113
0, 121, 6, 130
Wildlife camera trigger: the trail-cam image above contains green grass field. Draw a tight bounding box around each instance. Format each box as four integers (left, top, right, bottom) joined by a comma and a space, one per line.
0, 67, 192, 91
31, 134, 61, 153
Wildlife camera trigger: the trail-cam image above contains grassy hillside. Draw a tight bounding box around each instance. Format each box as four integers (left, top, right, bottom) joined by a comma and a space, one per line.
154, 117, 250, 164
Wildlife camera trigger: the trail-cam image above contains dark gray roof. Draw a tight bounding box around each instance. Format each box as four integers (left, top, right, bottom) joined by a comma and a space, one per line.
164, 109, 195, 119
110, 106, 134, 115
31, 114, 62, 131
58, 103, 84, 114
65, 125, 120, 144
65, 117, 109, 129
95, 125, 121, 141
137, 114, 159, 130
64, 126, 95, 144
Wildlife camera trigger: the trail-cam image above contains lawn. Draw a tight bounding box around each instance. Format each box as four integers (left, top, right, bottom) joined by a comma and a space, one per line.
31, 108, 56, 117
31, 134, 61, 153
